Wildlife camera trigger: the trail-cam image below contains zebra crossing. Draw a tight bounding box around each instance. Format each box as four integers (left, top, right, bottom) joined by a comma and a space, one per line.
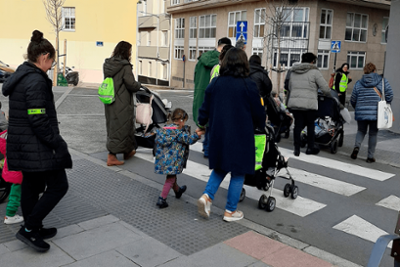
135, 143, 398, 249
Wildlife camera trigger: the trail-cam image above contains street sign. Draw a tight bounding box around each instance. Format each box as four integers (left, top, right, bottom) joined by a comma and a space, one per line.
236, 21, 247, 33
236, 32, 248, 43
331, 41, 341, 53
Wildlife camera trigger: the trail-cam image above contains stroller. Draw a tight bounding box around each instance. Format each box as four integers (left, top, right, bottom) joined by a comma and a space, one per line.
240, 125, 298, 212
301, 92, 344, 154
135, 86, 172, 153
265, 95, 293, 143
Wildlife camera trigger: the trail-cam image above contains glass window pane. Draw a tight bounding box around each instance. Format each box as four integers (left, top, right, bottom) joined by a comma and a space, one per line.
282, 9, 291, 22
260, 25, 264, 36
358, 56, 364, 68
292, 25, 302, 37
346, 13, 353, 27
290, 54, 300, 66
352, 28, 360, 41
242, 11, 247, 20
345, 28, 352, 40
321, 10, 326, 24
200, 16, 205, 27
383, 17, 388, 28
199, 28, 204, 38
317, 55, 323, 68
273, 52, 277, 67
327, 11, 332, 25
319, 26, 325, 38
229, 13, 235, 24
350, 56, 357, 68
205, 17, 210, 27
354, 14, 361, 28
362, 15, 368, 28
326, 26, 331, 39
205, 28, 210, 38
228, 27, 234, 37
360, 30, 367, 42
280, 53, 288, 67
254, 25, 260, 37
305, 8, 309, 21
293, 9, 303, 22
280, 24, 290, 37
303, 25, 308, 38
210, 28, 216, 38
212, 15, 216, 26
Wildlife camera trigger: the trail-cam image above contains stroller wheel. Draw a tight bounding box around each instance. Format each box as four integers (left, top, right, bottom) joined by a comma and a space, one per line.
283, 183, 291, 198
258, 194, 268, 210
291, 185, 299, 199
266, 197, 276, 212
239, 188, 246, 202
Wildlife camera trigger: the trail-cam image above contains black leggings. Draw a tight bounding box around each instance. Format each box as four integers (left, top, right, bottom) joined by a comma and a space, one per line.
21, 169, 69, 230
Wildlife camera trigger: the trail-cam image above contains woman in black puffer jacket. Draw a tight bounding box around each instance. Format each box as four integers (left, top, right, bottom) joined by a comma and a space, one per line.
2, 30, 71, 253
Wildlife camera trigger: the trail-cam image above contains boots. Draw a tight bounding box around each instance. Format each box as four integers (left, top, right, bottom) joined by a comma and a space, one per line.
107, 154, 124, 166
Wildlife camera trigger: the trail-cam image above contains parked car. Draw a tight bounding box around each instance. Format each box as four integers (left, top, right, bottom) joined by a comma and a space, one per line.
0, 60, 15, 83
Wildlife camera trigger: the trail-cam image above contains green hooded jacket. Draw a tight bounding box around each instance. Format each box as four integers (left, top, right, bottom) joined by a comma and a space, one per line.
193, 49, 220, 126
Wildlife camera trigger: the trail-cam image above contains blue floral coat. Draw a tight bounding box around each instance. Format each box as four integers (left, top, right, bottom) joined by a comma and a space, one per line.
154, 124, 200, 175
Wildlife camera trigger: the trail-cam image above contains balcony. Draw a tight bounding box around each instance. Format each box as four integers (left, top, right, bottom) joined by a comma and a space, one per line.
138, 16, 158, 29
138, 46, 169, 60
167, 0, 259, 13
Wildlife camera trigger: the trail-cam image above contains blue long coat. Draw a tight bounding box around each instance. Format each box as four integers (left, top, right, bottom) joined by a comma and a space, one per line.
198, 76, 266, 175
350, 73, 393, 121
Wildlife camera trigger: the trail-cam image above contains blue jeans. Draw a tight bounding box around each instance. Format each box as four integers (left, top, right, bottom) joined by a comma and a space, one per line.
203, 127, 210, 157
355, 120, 378, 158
203, 169, 244, 212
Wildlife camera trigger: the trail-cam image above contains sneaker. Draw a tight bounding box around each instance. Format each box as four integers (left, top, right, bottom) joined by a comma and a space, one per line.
175, 185, 187, 199
16, 227, 50, 252
38, 227, 57, 239
156, 197, 168, 209
351, 147, 359, 159
4, 215, 24, 225
197, 194, 212, 219
223, 210, 244, 222
366, 157, 376, 163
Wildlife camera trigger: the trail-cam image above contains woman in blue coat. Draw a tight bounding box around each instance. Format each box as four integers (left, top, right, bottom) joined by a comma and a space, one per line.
196, 48, 266, 222
350, 62, 393, 163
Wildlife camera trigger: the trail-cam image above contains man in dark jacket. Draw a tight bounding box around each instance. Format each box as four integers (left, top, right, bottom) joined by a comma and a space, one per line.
193, 37, 231, 158
249, 55, 272, 102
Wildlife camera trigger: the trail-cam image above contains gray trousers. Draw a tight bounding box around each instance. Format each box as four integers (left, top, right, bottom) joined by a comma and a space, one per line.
355, 120, 378, 158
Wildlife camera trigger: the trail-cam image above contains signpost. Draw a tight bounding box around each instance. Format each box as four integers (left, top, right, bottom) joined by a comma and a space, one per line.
236, 21, 248, 44
182, 55, 186, 88
331, 40, 341, 72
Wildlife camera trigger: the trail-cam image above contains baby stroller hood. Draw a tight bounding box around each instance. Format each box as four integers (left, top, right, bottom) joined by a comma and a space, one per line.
136, 86, 169, 124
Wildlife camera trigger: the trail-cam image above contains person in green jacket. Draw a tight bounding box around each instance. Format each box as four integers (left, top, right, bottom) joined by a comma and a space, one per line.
193, 37, 231, 158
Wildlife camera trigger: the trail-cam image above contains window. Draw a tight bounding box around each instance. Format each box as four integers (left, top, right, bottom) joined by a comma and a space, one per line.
347, 51, 366, 69
171, 0, 180, 5
277, 8, 309, 38
198, 47, 214, 57
228, 11, 247, 38
317, 50, 330, 69
199, 15, 216, 38
143, 0, 147, 15
254, 9, 265, 38
189, 46, 197, 60
273, 48, 304, 68
62, 7, 75, 30
345, 13, 368, 42
189, 17, 197, 38
147, 31, 151, 46
252, 47, 263, 59
162, 64, 168, 80
148, 62, 152, 77
319, 9, 333, 39
162, 0, 166, 13
139, 61, 142, 75
382, 17, 389, 44
174, 46, 184, 59
175, 18, 185, 39
162, 31, 168, 46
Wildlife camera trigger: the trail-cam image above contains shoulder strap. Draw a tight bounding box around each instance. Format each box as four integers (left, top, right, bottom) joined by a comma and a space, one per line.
381, 78, 385, 99
373, 87, 382, 99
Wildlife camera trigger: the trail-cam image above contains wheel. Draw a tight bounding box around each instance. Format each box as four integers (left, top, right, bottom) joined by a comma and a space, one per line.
283, 183, 291, 198
300, 134, 307, 148
338, 132, 344, 147
239, 188, 246, 202
266, 197, 276, 212
291, 185, 299, 199
330, 140, 338, 154
73, 79, 78, 86
284, 130, 290, 139
0, 177, 11, 203
263, 182, 270, 191
258, 194, 268, 209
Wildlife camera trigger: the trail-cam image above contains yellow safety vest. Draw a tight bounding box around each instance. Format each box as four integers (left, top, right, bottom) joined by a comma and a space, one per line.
210, 64, 220, 82
332, 73, 348, 93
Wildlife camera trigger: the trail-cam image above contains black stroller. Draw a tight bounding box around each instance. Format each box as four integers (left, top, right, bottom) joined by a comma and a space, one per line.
240, 125, 298, 212
301, 92, 344, 154
135, 86, 172, 152
265, 95, 292, 143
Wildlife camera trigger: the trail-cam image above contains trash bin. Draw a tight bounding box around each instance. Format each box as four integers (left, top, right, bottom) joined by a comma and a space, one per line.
57, 73, 68, 86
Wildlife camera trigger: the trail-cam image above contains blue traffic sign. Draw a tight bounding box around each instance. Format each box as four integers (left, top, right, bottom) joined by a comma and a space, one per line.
331, 41, 341, 53
236, 32, 247, 43
236, 21, 247, 34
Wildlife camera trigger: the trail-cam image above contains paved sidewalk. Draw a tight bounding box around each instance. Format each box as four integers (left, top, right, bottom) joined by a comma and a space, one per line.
0, 149, 360, 267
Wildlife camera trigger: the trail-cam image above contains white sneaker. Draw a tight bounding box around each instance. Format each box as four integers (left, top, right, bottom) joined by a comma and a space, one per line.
223, 210, 244, 222
197, 194, 212, 219
4, 215, 24, 225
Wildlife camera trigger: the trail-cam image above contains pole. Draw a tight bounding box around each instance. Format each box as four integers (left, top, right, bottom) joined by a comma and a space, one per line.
156, 15, 159, 85
183, 56, 186, 88
53, 36, 58, 86
63, 39, 67, 77
333, 53, 337, 73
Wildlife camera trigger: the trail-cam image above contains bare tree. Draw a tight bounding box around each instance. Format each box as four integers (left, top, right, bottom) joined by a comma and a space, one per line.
43, 0, 65, 85
260, 0, 302, 96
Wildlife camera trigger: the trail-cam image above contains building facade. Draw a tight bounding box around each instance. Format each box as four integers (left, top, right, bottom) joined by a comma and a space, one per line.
137, 0, 171, 86
0, 0, 139, 84
166, 0, 390, 94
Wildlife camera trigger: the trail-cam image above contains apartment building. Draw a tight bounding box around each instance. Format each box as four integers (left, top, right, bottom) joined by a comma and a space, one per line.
166, 0, 390, 92
0, 0, 138, 84
137, 0, 171, 86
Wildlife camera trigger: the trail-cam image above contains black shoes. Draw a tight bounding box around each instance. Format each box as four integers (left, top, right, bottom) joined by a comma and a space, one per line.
366, 157, 376, 163
175, 185, 187, 199
156, 197, 168, 209
39, 227, 57, 239
351, 147, 359, 159
306, 145, 320, 155
294, 147, 300, 157
16, 227, 50, 252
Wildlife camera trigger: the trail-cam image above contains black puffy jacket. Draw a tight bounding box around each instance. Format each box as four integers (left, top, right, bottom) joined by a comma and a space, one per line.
249, 63, 273, 100
2, 61, 72, 172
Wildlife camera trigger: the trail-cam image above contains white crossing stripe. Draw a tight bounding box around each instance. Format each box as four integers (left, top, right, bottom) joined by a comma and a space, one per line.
333, 215, 392, 248
191, 143, 365, 197
136, 148, 326, 217
376, 195, 400, 211
279, 147, 395, 181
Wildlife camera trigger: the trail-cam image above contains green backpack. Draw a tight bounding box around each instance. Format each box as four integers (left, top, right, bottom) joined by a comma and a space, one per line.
98, 77, 115, 104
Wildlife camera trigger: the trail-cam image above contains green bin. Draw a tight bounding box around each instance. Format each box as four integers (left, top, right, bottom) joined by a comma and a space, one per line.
57, 73, 68, 86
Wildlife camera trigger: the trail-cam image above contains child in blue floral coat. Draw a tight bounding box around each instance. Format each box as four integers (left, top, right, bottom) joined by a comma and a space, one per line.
155, 108, 203, 208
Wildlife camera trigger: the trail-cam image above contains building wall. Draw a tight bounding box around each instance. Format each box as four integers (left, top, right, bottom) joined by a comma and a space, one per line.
0, 0, 138, 84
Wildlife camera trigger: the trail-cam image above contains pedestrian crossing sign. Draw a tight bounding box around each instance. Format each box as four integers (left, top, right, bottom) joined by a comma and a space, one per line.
331, 41, 341, 53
